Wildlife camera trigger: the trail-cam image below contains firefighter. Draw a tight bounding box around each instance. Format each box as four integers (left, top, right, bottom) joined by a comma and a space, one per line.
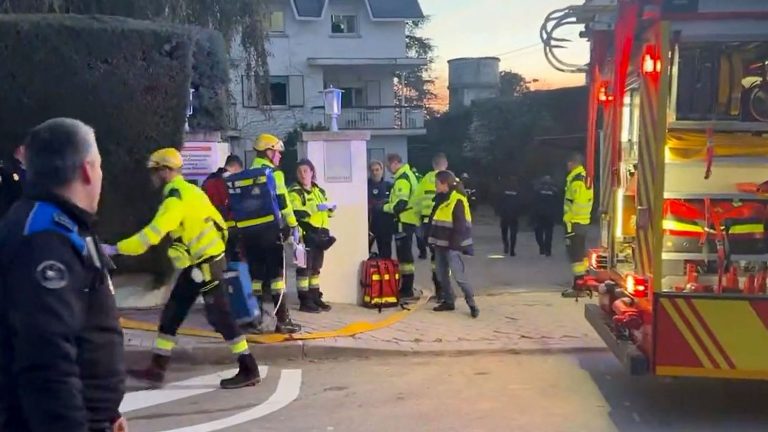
413, 152, 448, 301
202, 154, 244, 261
532, 175, 559, 257
428, 170, 479, 318
382, 153, 420, 300
106, 148, 260, 389
495, 176, 522, 256
562, 153, 594, 297
290, 159, 336, 313
368, 160, 394, 258
0, 141, 26, 218
0, 118, 127, 432
244, 133, 301, 334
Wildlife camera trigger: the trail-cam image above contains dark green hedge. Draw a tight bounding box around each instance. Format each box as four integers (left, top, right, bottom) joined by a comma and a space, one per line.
0, 14, 229, 278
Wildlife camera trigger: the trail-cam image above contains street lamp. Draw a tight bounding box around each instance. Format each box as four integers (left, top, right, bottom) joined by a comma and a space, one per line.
321, 86, 344, 132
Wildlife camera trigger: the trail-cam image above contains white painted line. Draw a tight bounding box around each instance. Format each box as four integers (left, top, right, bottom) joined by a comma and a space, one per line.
121, 366, 269, 413
159, 369, 302, 432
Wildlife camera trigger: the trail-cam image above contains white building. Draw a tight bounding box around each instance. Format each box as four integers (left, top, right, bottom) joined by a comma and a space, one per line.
226, 0, 427, 166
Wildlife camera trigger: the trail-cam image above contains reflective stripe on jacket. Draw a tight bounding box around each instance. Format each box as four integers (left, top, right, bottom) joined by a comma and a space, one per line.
428, 190, 473, 252
251, 157, 298, 228
117, 175, 227, 268
413, 170, 437, 220
563, 166, 593, 229
383, 163, 420, 226
289, 183, 332, 232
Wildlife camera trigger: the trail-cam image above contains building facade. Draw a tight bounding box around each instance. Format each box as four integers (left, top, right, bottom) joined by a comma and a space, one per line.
227, 0, 427, 166
448, 57, 501, 111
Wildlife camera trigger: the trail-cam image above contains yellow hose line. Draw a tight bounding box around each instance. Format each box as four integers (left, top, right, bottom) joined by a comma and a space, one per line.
120, 296, 429, 345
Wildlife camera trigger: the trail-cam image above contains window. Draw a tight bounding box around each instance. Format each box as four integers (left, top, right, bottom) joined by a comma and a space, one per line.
331, 15, 357, 34
268, 11, 285, 33
242, 75, 304, 108
340, 87, 366, 108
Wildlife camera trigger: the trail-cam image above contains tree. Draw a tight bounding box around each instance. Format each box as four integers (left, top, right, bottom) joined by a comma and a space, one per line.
499, 70, 531, 98
0, 0, 270, 91
396, 18, 437, 118
281, 122, 328, 185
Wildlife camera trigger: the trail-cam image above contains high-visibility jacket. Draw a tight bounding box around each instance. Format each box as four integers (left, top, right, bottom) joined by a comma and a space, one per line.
412, 170, 437, 222
289, 183, 333, 232
428, 190, 473, 253
117, 175, 227, 269
250, 157, 298, 228
563, 165, 593, 230
383, 163, 420, 226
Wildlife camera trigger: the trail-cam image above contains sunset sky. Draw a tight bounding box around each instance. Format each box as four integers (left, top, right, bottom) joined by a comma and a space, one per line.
418, 0, 591, 109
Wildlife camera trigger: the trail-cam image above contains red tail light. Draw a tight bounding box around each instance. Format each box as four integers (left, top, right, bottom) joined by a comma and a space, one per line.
626, 274, 649, 298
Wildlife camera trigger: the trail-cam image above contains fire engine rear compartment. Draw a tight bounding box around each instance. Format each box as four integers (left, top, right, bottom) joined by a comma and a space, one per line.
579, 6, 768, 381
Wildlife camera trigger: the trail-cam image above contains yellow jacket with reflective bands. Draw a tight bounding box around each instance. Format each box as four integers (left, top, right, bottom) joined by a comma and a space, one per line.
563, 165, 593, 230
251, 157, 298, 228
117, 175, 227, 268
413, 170, 438, 220
428, 190, 473, 252
383, 163, 420, 226
289, 183, 332, 232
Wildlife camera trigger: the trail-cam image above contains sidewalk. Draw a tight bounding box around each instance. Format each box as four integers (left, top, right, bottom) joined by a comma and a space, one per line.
123, 209, 606, 365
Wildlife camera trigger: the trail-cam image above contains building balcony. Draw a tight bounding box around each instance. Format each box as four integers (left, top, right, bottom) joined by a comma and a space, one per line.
310, 105, 426, 135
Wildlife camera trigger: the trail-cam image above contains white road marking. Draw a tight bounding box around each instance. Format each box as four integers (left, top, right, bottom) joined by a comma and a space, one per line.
120, 366, 269, 413
159, 369, 303, 432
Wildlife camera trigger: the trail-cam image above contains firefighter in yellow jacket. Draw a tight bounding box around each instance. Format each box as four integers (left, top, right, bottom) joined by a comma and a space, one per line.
289, 159, 336, 313
106, 148, 260, 389
243, 134, 301, 334
562, 153, 594, 297
412, 152, 448, 301
383, 153, 420, 299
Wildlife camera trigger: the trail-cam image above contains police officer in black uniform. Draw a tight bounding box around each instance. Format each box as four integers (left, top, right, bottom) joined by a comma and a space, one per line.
368, 160, 395, 258
532, 175, 560, 257
0, 142, 26, 218
0, 118, 126, 432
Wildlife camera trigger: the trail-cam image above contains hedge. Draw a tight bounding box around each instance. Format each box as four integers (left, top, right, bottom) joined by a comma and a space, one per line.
0, 14, 229, 278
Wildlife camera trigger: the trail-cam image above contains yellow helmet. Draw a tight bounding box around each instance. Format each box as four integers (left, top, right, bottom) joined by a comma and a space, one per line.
147, 148, 183, 169
253, 133, 285, 152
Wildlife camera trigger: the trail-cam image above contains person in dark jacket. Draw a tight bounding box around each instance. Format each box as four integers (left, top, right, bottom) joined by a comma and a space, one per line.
428, 170, 479, 318
0, 142, 26, 218
367, 160, 395, 258
0, 118, 126, 432
532, 175, 560, 257
202, 154, 244, 260
496, 176, 522, 256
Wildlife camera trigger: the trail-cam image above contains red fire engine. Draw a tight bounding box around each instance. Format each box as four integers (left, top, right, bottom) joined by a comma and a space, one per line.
541, 0, 768, 379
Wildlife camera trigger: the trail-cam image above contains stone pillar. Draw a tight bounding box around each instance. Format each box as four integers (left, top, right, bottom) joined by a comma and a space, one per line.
298, 131, 371, 304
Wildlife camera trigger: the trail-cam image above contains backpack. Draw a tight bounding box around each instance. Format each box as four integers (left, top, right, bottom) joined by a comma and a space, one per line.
225, 167, 281, 234
361, 254, 400, 312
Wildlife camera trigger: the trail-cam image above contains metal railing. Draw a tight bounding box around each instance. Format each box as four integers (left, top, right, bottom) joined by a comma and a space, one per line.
310, 106, 425, 130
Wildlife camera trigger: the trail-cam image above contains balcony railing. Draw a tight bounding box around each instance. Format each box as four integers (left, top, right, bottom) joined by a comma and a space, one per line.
311, 106, 425, 130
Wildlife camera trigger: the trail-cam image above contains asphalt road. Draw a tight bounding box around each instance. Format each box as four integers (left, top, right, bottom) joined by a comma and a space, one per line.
123, 352, 768, 432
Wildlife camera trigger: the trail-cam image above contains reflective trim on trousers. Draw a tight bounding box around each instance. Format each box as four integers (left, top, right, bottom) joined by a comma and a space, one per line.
228, 336, 250, 355
400, 263, 415, 275
309, 276, 320, 289
153, 333, 177, 356
571, 260, 588, 276
297, 276, 310, 291
251, 279, 263, 294
271, 278, 286, 291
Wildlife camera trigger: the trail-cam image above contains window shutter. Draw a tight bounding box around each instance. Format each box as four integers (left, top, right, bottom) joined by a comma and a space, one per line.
288, 75, 305, 107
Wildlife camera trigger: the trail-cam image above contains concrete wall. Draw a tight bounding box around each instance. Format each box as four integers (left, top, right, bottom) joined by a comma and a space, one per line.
448, 57, 500, 110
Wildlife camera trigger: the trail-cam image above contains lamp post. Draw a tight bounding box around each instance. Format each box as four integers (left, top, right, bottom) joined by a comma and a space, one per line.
321, 86, 344, 132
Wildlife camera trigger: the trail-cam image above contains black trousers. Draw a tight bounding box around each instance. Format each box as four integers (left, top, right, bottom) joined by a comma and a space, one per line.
370, 231, 393, 258
158, 256, 241, 344
500, 218, 519, 254
395, 223, 417, 297
240, 231, 290, 322
296, 247, 325, 291
565, 224, 589, 278
534, 217, 555, 255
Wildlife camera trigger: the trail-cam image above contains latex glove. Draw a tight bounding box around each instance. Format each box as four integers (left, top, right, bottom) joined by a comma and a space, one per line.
101, 243, 119, 257
291, 227, 301, 244
317, 202, 337, 212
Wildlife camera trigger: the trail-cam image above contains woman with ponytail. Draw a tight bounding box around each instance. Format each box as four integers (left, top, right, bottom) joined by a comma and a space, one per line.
427, 171, 479, 318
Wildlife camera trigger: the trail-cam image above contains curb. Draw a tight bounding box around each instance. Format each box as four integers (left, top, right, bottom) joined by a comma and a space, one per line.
124, 332, 608, 365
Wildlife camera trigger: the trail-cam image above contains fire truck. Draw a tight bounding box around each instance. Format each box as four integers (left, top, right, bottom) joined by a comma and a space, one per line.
541, 0, 768, 380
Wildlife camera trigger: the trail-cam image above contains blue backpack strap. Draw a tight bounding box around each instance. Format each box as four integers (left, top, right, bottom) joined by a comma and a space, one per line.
23, 201, 87, 257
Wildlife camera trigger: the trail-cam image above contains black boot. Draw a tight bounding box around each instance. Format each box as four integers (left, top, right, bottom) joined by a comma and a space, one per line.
298, 291, 320, 313
127, 353, 170, 388
220, 354, 261, 389
274, 294, 302, 334
311, 288, 332, 311
433, 302, 456, 312
503, 243, 509, 254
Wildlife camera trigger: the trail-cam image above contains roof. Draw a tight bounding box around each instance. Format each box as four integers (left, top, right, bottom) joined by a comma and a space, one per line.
291, 0, 424, 20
